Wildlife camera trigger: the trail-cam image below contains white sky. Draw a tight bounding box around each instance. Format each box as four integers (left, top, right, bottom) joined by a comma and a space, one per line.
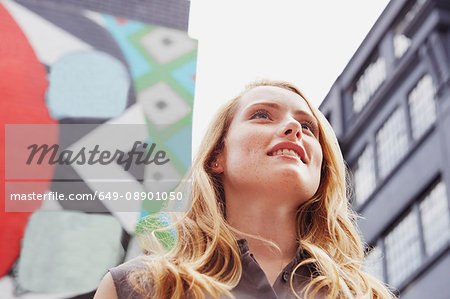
188, 0, 390, 154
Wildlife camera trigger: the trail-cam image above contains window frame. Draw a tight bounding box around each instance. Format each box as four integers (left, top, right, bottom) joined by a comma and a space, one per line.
362, 177, 450, 291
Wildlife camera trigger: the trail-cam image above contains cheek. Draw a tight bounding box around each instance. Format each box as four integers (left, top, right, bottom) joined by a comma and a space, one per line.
317, 148, 324, 167
312, 143, 324, 175
227, 129, 266, 155
228, 140, 257, 163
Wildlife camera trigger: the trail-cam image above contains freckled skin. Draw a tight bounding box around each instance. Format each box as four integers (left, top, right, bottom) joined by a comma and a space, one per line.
218, 86, 323, 208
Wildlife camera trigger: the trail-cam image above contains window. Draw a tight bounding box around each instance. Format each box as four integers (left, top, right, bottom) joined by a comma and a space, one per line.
364, 180, 449, 288
393, 34, 411, 58
353, 146, 377, 205
363, 246, 385, 282
408, 74, 436, 140
420, 181, 450, 256
392, 0, 426, 58
352, 57, 387, 113
385, 211, 422, 286
376, 108, 409, 178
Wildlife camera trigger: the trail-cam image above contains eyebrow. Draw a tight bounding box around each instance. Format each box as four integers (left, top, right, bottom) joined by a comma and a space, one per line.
246, 101, 318, 124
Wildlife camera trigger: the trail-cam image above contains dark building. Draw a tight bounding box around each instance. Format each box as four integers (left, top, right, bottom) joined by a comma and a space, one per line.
319, 0, 450, 297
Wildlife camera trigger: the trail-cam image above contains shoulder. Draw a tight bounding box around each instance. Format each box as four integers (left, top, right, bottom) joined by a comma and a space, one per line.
109, 256, 148, 282
94, 272, 118, 299
96, 257, 150, 299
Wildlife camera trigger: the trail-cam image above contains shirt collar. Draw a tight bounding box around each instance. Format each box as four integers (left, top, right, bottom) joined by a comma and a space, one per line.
236, 238, 249, 255
236, 238, 306, 260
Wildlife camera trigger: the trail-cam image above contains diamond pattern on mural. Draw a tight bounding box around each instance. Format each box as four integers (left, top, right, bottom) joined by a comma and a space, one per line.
139, 81, 191, 130
140, 27, 196, 64
1, 0, 197, 296
143, 160, 181, 193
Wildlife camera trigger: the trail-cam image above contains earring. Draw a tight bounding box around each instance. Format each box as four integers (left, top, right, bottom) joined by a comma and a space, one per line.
214, 162, 218, 167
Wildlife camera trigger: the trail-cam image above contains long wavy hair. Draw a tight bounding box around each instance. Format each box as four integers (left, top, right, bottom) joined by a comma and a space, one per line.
129, 80, 394, 298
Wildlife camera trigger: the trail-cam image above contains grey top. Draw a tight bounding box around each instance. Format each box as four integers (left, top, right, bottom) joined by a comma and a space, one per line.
109, 239, 323, 298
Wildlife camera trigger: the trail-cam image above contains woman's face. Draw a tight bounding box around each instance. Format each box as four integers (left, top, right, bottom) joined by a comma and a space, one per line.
218, 86, 323, 205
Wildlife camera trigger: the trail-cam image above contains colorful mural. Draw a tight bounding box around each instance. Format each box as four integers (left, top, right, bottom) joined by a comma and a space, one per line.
0, 0, 197, 297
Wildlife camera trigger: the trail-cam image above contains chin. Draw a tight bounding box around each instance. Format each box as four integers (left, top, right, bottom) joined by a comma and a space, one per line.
274, 168, 316, 183
263, 177, 318, 197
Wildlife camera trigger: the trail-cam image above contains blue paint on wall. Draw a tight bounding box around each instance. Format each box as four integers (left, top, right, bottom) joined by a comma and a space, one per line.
171, 59, 196, 96
46, 51, 130, 119
164, 126, 191, 170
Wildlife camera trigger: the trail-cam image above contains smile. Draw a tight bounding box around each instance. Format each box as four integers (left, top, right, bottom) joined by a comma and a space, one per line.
268, 149, 301, 159
267, 141, 307, 163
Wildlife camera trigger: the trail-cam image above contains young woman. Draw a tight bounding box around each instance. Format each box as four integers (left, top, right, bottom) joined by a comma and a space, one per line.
95, 80, 394, 298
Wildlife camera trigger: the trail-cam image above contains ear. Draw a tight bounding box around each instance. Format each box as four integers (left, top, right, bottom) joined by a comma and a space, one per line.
210, 152, 225, 174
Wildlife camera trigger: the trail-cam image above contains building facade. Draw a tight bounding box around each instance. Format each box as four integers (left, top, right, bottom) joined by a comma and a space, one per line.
319, 0, 450, 297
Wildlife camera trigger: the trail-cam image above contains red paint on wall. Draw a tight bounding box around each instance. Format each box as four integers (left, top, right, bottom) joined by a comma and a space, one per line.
0, 3, 58, 277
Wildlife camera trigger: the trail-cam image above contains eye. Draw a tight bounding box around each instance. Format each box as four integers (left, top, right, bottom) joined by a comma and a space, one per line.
301, 120, 317, 135
250, 109, 272, 120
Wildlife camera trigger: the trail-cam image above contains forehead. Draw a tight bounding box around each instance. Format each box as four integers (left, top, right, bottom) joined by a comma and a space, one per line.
236, 86, 314, 115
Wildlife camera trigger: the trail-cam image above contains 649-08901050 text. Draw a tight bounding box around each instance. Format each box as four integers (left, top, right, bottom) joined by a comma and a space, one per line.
9, 191, 183, 201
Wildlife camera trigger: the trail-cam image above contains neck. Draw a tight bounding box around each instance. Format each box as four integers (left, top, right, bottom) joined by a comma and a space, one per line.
225, 188, 299, 263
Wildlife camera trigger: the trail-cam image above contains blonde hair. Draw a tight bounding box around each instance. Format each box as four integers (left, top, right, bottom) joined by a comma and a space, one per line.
129, 80, 395, 298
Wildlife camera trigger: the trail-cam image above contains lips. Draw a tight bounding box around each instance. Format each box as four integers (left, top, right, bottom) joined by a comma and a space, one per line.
267, 142, 307, 163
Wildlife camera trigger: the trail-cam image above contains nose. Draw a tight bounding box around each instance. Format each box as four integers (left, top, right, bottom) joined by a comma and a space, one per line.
282, 119, 302, 139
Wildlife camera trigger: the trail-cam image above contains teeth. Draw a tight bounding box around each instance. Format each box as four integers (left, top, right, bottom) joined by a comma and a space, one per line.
271, 148, 300, 159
